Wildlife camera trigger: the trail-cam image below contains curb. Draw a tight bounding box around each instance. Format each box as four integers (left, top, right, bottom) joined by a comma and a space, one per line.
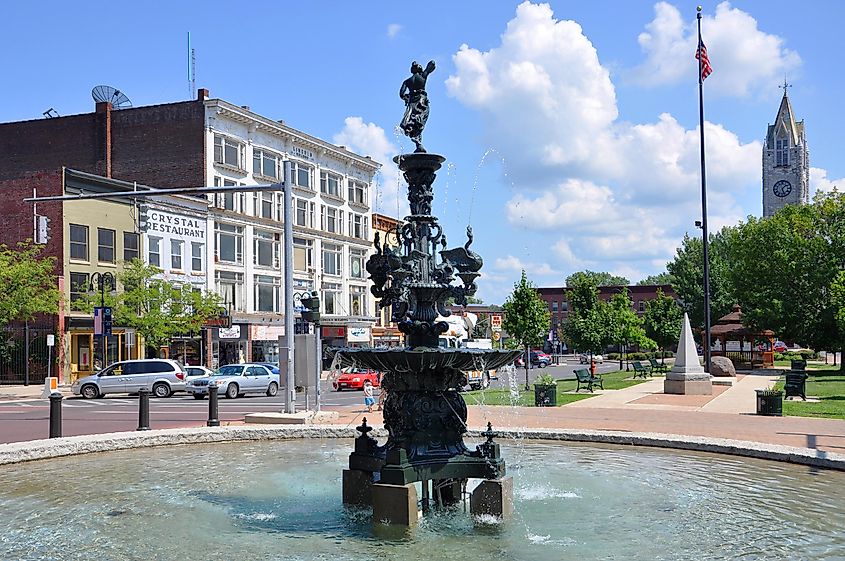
1, 425, 843, 471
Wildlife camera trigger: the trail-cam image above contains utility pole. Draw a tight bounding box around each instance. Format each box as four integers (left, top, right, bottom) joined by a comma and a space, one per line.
282, 161, 296, 414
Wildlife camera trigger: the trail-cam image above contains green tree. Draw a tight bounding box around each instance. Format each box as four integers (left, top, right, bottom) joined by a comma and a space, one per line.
565, 270, 629, 287
0, 241, 61, 326
636, 272, 675, 286
607, 288, 655, 369
726, 191, 845, 369
76, 259, 223, 356
642, 288, 682, 362
563, 275, 610, 357
666, 228, 735, 330
502, 270, 551, 390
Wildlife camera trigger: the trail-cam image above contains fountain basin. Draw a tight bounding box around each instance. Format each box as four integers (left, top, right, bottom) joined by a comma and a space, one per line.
329, 347, 522, 374
1, 437, 843, 560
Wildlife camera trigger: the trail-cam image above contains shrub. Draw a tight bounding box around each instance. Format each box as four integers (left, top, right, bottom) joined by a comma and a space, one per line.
630, 352, 647, 361
798, 349, 816, 360
607, 353, 620, 360
534, 373, 556, 386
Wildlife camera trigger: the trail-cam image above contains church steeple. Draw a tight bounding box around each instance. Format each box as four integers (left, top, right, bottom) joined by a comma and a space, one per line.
762, 83, 809, 217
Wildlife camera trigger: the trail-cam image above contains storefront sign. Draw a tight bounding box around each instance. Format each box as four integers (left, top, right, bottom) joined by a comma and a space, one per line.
347, 327, 370, 343
219, 325, 241, 339
204, 314, 232, 328
322, 326, 346, 338
147, 209, 205, 240
491, 314, 502, 330
291, 146, 314, 160
251, 325, 285, 341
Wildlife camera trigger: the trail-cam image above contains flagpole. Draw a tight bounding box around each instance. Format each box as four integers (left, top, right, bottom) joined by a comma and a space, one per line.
697, 6, 712, 373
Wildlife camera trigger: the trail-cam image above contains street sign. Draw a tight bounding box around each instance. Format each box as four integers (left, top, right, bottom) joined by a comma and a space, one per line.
46, 334, 55, 347
492, 331, 501, 341
491, 314, 502, 330
103, 307, 113, 336
203, 314, 232, 328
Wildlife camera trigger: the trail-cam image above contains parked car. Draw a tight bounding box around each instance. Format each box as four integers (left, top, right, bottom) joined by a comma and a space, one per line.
578, 353, 604, 364
187, 363, 280, 399
514, 351, 551, 368
258, 362, 280, 375
773, 341, 788, 352
333, 368, 381, 391
71, 359, 187, 399
185, 366, 214, 384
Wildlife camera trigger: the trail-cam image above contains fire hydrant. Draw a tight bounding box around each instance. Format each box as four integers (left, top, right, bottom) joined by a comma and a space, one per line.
590, 359, 597, 376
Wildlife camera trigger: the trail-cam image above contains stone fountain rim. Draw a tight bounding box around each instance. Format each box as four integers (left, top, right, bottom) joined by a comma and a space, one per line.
0, 425, 843, 472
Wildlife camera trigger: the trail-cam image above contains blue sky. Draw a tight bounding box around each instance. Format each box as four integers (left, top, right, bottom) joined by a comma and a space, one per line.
3, 1, 843, 303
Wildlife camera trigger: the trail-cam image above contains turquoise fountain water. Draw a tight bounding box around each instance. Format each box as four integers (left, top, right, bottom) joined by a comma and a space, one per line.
1, 440, 842, 561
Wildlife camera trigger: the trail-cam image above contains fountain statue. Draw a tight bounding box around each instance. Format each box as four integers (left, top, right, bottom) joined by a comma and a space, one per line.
330, 60, 521, 526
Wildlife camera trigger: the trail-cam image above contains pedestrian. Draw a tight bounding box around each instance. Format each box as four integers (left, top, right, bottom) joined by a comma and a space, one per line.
363, 380, 375, 413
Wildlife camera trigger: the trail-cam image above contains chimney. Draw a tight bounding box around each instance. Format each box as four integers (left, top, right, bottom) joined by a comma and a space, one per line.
95, 102, 112, 178
197, 88, 209, 101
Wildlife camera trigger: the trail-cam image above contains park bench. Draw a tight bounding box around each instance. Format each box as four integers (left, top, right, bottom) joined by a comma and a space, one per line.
632, 361, 651, 379
649, 358, 669, 375
574, 368, 603, 393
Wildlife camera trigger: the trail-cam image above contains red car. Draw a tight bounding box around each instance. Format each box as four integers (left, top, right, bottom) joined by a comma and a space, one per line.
333, 368, 381, 391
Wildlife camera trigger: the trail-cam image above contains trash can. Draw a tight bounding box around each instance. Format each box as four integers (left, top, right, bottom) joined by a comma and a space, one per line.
755, 389, 783, 416
791, 359, 807, 371
534, 384, 557, 407
784, 371, 809, 401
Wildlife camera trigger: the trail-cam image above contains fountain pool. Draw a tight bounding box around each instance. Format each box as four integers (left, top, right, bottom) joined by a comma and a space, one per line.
1, 439, 843, 561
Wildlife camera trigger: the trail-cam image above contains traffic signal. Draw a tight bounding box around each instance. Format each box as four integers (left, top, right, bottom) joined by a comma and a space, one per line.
300, 291, 321, 324
35, 215, 50, 244
138, 204, 149, 232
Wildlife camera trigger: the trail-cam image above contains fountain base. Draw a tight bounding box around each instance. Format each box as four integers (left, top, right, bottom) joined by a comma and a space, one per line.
470, 476, 514, 520
372, 482, 420, 526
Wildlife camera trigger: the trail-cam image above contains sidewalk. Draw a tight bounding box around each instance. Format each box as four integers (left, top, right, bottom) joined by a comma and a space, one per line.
0, 384, 71, 401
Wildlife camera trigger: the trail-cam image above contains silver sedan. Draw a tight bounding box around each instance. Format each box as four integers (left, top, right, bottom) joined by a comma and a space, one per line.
186, 364, 280, 399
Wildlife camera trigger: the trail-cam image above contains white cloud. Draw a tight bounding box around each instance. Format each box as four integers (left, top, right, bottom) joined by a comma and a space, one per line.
446, 2, 764, 279
810, 167, 845, 195
333, 116, 407, 217
387, 23, 402, 39
629, 1, 801, 97
493, 254, 560, 278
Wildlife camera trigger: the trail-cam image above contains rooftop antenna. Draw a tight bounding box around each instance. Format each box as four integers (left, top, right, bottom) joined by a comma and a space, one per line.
42, 108, 60, 118
91, 85, 132, 109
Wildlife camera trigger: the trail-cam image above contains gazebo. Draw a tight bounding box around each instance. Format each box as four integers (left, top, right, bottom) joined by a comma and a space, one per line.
709, 305, 775, 369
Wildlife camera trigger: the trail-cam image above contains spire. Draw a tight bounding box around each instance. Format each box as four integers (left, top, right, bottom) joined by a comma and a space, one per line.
767, 81, 799, 148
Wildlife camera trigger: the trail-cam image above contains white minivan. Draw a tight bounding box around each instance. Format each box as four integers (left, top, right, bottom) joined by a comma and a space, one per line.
71, 359, 187, 399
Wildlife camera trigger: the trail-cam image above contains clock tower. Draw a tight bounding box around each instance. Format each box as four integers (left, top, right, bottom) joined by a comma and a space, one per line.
762, 84, 809, 217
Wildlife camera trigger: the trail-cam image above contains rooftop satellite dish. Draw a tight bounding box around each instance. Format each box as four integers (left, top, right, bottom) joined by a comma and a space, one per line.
91, 85, 132, 109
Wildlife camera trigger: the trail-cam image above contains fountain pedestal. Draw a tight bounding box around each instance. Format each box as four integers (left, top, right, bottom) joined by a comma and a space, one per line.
342, 469, 374, 507
470, 477, 514, 520
372, 483, 420, 526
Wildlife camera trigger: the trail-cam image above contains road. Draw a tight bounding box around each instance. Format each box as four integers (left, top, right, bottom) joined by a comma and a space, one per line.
0, 358, 618, 444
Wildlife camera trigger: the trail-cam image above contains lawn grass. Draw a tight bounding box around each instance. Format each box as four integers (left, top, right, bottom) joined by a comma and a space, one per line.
463, 370, 650, 407
773, 360, 840, 371
773, 372, 845, 420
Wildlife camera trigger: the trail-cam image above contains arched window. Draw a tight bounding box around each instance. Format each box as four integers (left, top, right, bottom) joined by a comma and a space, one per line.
776, 136, 789, 166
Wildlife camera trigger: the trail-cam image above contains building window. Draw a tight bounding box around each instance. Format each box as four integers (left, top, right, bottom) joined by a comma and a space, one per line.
123, 232, 140, 262
320, 171, 341, 197
293, 237, 313, 272
215, 271, 244, 312
254, 230, 280, 269
148, 237, 161, 267
321, 205, 342, 234
252, 148, 278, 179
171, 240, 183, 270
98, 228, 115, 263
552, 301, 559, 312
213, 177, 246, 213
295, 199, 315, 228
350, 285, 366, 316
213, 134, 243, 169
350, 249, 366, 279
638, 301, 646, 313
254, 275, 281, 312
69, 272, 89, 306
348, 213, 368, 240
348, 180, 368, 206
254, 192, 277, 220
69, 224, 88, 261
561, 301, 569, 312
322, 283, 342, 315
291, 161, 313, 189
322, 243, 342, 276
776, 137, 789, 167
191, 242, 203, 272
215, 223, 244, 264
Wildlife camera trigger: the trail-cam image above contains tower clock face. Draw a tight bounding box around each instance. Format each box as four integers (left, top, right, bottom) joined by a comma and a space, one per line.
773, 180, 792, 198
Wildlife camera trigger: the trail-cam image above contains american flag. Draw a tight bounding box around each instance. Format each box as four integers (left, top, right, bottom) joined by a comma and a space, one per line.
696, 40, 713, 81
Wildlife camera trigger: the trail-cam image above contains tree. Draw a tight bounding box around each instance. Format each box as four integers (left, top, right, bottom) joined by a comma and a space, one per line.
563, 275, 612, 358
666, 228, 734, 330
565, 270, 629, 288
0, 241, 61, 327
642, 288, 682, 362
76, 259, 223, 356
636, 272, 675, 286
607, 289, 655, 369
501, 270, 551, 390
725, 191, 845, 368
832, 271, 845, 370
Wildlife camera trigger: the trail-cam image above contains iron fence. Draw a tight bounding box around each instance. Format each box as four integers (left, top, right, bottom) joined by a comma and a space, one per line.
0, 322, 56, 385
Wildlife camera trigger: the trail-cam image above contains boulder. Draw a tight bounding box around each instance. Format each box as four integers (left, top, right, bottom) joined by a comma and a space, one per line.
710, 356, 736, 377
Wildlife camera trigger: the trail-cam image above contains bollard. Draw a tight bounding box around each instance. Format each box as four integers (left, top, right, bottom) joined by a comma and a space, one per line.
49, 391, 63, 438
137, 387, 151, 431
207, 383, 220, 427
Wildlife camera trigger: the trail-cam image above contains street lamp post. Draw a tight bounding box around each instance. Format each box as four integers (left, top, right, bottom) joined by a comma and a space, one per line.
90, 272, 115, 370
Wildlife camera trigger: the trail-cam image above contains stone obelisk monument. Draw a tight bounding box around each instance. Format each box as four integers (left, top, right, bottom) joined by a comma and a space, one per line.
664, 313, 713, 395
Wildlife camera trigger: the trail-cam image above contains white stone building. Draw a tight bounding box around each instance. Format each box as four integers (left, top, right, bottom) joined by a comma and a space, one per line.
762, 89, 809, 217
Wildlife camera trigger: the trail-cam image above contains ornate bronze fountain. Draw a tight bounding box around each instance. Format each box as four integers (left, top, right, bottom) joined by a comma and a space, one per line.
331, 60, 520, 524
